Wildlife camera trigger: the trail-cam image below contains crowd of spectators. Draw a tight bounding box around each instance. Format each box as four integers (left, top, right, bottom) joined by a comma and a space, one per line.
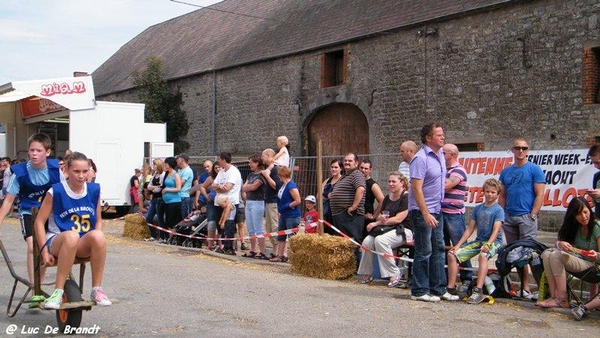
128, 128, 600, 318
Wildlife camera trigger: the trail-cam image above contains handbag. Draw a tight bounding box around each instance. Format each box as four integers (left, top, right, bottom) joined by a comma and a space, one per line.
368, 224, 396, 237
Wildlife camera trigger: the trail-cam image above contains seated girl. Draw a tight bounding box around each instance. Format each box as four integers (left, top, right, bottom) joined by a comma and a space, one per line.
357, 172, 413, 287
34, 152, 111, 309
536, 197, 599, 310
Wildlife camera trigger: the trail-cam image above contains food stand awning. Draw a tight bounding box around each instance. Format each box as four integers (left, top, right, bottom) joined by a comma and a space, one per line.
0, 76, 96, 112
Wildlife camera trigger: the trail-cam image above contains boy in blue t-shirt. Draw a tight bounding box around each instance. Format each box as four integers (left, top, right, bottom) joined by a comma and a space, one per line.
446, 178, 505, 304
0, 133, 62, 304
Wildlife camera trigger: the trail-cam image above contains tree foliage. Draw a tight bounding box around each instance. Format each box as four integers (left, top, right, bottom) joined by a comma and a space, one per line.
132, 56, 189, 153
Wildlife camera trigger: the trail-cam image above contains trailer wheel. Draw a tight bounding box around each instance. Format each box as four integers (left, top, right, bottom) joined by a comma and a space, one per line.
56, 279, 83, 333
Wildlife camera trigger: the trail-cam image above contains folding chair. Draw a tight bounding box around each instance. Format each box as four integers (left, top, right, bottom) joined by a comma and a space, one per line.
567, 264, 600, 306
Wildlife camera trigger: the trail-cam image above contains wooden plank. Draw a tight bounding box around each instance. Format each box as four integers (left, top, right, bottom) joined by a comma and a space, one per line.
37, 299, 118, 310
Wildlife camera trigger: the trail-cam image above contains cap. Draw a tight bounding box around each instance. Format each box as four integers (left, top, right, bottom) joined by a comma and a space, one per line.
176, 153, 190, 161
305, 195, 316, 203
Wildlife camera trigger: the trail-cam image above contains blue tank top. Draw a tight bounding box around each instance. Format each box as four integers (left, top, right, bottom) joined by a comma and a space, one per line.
51, 182, 100, 237
12, 159, 61, 209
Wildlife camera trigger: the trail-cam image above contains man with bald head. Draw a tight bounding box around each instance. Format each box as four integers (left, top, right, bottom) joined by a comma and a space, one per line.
442, 143, 471, 288
398, 141, 418, 179
261, 148, 282, 256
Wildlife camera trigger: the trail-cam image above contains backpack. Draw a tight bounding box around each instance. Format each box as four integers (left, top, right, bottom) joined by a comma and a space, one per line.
495, 239, 548, 297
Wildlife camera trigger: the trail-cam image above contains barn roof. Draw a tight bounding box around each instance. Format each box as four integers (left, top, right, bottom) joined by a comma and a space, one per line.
92, 0, 514, 96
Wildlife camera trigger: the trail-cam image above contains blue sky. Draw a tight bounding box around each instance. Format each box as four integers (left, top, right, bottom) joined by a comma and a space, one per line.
0, 0, 221, 84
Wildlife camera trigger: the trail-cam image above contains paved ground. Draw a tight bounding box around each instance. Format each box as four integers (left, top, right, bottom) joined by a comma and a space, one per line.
0, 217, 598, 337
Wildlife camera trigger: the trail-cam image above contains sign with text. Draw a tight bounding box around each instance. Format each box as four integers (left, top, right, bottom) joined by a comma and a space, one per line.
20, 96, 66, 118
459, 149, 595, 211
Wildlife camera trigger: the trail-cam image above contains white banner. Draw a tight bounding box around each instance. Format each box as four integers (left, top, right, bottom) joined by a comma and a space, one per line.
459, 149, 596, 211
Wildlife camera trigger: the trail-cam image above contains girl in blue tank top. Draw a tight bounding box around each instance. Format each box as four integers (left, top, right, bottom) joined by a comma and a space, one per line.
34, 152, 112, 310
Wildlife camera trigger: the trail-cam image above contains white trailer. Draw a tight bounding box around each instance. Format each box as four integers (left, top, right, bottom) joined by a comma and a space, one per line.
0, 76, 173, 216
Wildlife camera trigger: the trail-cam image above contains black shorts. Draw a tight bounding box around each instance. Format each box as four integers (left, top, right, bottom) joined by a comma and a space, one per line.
235, 204, 245, 223
19, 214, 34, 240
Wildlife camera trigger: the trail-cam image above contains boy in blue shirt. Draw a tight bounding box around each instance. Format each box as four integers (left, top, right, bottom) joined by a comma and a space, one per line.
0, 133, 62, 304
446, 178, 505, 304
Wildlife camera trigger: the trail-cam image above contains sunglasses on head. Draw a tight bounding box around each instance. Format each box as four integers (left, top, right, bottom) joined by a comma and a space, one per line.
513, 146, 529, 151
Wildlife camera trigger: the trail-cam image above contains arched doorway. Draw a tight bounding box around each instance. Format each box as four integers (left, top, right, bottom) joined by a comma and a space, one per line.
307, 103, 369, 156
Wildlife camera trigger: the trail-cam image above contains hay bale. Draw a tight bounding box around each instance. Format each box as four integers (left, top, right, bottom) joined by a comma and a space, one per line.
123, 213, 150, 240
288, 234, 356, 280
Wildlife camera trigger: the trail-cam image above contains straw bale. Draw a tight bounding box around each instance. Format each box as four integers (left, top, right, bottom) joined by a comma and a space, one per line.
289, 234, 356, 280
123, 213, 150, 240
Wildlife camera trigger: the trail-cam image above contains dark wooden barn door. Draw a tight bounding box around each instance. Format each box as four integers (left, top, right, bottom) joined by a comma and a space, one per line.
307, 103, 369, 156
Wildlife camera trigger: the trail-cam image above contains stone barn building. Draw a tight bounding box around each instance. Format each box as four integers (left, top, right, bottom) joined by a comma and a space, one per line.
93, 0, 600, 158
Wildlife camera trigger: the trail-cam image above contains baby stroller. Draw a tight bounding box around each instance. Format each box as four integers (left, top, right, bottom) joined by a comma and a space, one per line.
495, 238, 548, 299
169, 211, 208, 248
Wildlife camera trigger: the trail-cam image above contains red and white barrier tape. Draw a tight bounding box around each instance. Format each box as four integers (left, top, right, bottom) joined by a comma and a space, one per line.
146, 221, 319, 242
321, 219, 412, 262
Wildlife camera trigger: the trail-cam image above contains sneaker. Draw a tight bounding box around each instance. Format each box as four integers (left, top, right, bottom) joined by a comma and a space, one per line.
572, 304, 587, 321
467, 287, 486, 304
516, 289, 537, 301
91, 287, 112, 306
30, 294, 46, 302
28, 294, 46, 309
43, 289, 64, 310
411, 294, 441, 302
240, 243, 247, 251
442, 291, 460, 301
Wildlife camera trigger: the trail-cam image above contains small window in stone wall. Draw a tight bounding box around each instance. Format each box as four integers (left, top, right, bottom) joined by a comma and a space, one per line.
321, 50, 347, 88
457, 143, 484, 152
583, 47, 600, 104
586, 136, 600, 147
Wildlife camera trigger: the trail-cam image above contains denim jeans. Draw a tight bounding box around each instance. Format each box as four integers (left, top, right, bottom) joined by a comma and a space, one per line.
206, 202, 217, 231
145, 197, 165, 238
443, 212, 473, 282
410, 210, 447, 297
277, 216, 301, 242
245, 200, 265, 236
180, 197, 193, 219
223, 219, 236, 250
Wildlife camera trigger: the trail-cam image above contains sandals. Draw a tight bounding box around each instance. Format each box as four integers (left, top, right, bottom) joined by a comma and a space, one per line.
255, 253, 270, 260
361, 275, 374, 284
388, 277, 402, 288
270, 255, 288, 262
535, 297, 569, 308
242, 251, 257, 258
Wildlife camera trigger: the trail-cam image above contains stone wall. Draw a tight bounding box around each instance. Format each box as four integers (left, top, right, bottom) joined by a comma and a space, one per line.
99, 0, 600, 157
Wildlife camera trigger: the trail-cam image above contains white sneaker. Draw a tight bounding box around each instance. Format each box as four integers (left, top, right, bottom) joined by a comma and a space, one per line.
411, 294, 441, 302
516, 289, 537, 301
43, 289, 64, 310
90, 287, 112, 307
441, 292, 459, 301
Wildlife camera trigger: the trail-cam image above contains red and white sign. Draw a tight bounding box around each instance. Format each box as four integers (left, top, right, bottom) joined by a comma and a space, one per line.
20, 97, 66, 118
0, 76, 95, 114
460, 149, 595, 211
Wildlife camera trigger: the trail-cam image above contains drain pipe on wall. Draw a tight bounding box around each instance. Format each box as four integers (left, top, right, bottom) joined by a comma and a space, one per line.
211, 70, 216, 154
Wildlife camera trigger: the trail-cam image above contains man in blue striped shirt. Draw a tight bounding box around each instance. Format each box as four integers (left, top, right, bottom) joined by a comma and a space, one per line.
442, 143, 472, 287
